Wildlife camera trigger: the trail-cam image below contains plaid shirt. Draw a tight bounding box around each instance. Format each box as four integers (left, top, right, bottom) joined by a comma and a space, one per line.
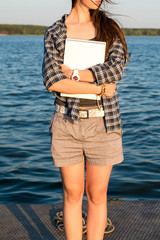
42, 14, 125, 133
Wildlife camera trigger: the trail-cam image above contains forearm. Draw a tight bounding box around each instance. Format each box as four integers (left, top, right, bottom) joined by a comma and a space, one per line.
78, 69, 95, 83
48, 79, 101, 94
61, 64, 95, 83
88, 38, 125, 84
89, 58, 124, 85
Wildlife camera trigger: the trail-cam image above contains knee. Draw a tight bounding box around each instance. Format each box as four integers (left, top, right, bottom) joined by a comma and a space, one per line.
63, 186, 84, 204
86, 186, 107, 205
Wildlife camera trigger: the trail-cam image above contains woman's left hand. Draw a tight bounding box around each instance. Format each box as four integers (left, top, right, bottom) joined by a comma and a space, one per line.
104, 83, 116, 98
61, 64, 73, 79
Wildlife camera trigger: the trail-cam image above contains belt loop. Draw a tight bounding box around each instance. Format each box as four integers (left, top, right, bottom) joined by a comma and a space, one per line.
86, 110, 89, 119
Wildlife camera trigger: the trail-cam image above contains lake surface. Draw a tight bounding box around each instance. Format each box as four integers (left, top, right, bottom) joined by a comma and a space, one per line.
0, 36, 160, 203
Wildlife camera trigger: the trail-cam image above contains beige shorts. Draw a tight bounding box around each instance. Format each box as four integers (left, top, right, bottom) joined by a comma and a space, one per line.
49, 112, 124, 167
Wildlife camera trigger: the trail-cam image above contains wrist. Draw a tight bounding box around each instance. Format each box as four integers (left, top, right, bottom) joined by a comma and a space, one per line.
71, 69, 80, 81
96, 83, 107, 96
69, 70, 74, 79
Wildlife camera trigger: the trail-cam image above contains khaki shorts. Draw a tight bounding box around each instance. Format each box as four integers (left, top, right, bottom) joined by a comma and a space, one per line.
49, 112, 124, 167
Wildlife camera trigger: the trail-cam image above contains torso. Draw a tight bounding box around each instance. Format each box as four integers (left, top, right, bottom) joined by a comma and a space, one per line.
65, 15, 100, 108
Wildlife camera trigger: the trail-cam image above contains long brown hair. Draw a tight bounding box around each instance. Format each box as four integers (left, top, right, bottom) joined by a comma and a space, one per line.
71, 0, 128, 63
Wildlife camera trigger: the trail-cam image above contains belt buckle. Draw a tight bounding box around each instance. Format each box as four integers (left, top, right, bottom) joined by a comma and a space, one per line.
80, 109, 89, 119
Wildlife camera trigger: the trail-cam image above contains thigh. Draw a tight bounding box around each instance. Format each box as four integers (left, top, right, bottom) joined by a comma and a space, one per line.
60, 161, 85, 193
84, 117, 123, 166
50, 112, 84, 167
86, 162, 112, 193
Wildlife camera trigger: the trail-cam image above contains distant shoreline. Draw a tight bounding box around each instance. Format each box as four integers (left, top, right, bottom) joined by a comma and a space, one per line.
0, 24, 160, 36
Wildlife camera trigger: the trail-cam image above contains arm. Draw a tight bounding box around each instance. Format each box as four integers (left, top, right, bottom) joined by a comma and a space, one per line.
49, 79, 116, 98
88, 38, 125, 85
48, 79, 101, 94
42, 29, 68, 91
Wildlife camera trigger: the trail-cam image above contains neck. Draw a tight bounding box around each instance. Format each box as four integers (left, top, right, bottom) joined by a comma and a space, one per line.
67, 3, 91, 24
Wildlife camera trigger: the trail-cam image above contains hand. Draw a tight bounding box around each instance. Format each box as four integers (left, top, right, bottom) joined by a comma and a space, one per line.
61, 64, 73, 79
104, 83, 116, 98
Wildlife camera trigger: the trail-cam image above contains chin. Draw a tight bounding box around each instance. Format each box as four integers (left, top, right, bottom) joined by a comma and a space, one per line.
91, 6, 99, 10
90, 1, 101, 9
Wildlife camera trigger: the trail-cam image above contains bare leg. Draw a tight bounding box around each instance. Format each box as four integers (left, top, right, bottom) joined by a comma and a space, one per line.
60, 161, 85, 240
85, 162, 113, 240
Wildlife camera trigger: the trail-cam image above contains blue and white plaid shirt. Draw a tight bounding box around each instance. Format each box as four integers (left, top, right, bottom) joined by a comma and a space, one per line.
42, 14, 125, 133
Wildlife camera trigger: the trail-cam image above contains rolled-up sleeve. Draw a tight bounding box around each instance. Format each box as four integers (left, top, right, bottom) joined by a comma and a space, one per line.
88, 38, 125, 85
42, 29, 67, 91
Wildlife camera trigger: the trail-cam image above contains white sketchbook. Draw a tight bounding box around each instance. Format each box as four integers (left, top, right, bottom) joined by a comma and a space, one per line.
61, 38, 106, 100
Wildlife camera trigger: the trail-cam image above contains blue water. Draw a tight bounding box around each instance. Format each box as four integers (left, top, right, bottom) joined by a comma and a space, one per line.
0, 36, 160, 203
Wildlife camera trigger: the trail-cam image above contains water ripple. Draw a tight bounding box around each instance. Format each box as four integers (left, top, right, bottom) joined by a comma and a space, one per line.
0, 36, 160, 203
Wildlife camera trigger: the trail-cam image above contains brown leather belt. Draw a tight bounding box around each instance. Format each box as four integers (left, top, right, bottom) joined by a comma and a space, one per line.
55, 98, 103, 108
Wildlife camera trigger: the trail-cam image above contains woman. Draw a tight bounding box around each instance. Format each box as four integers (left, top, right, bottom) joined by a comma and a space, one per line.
42, 0, 128, 239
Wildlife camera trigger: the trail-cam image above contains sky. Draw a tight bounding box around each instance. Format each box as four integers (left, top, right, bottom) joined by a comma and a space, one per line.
0, 0, 159, 28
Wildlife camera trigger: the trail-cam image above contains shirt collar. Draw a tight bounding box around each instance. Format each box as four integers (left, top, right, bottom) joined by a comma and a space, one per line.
60, 14, 68, 37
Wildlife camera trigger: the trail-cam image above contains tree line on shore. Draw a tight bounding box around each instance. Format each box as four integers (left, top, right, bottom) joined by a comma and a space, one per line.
0, 24, 47, 35
0, 24, 160, 36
